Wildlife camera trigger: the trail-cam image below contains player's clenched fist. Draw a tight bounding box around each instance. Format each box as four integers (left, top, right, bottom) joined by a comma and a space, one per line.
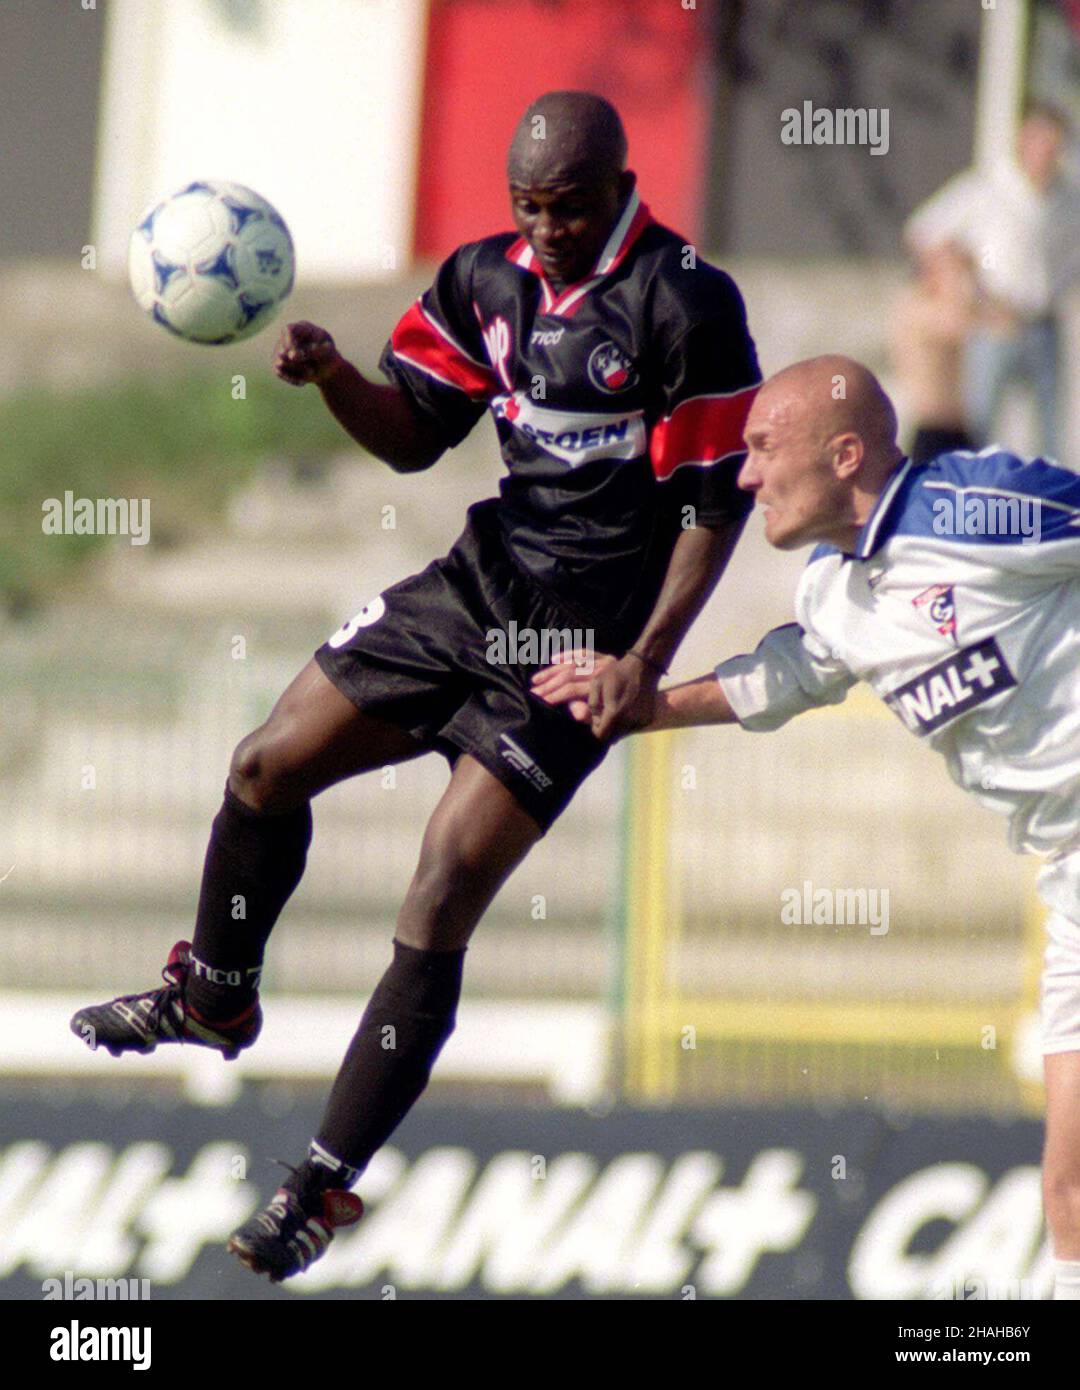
273, 321, 341, 386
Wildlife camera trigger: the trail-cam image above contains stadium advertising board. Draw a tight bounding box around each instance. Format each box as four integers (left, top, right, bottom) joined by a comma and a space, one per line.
0, 1094, 1049, 1301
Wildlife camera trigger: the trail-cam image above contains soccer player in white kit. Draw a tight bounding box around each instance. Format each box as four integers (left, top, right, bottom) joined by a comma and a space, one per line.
535, 354, 1080, 1300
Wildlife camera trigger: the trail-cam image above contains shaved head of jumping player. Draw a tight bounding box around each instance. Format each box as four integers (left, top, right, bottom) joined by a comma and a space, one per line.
508, 90, 636, 289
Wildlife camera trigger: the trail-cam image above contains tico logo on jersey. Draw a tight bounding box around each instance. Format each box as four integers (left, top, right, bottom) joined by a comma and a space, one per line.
884, 637, 1016, 737
587, 341, 637, 394
498, 733, 553, 792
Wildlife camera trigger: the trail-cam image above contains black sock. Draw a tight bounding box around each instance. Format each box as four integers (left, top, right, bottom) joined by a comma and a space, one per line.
186, 784, 313, 1021
297, 940, 466, 1188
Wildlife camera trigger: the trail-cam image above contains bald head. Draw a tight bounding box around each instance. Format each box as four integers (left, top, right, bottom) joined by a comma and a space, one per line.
756, 355, 899, 457
739, 356, 904, 552
508, 91, 627, 187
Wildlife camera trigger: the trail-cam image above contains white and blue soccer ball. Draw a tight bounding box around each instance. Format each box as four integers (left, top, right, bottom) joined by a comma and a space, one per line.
128, 179, 295, 345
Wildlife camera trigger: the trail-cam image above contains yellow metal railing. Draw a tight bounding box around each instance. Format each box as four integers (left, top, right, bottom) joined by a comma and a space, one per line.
621, 730, 678, 1100
619, 705, 1047, 1114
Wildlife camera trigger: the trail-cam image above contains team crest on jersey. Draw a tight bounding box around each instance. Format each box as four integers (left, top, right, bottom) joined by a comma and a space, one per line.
912, 584, 958, 644
587, 341, 637, 394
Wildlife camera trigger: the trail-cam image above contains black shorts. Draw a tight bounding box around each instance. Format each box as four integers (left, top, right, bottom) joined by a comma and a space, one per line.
314, 502, 625, 833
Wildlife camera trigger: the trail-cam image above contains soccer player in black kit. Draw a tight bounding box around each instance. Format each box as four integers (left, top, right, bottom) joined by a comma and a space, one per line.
72, 91, 761, 1280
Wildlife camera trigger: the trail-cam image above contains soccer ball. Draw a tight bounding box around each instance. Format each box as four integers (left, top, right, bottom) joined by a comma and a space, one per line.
128, 179, 295, 345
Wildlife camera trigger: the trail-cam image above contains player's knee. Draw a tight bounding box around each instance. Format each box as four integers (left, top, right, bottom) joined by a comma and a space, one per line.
228, 727, 298, 813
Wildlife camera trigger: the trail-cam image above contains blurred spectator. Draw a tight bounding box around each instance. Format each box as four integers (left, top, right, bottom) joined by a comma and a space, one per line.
905, 103, 1080, 464
890, 241, 976, 465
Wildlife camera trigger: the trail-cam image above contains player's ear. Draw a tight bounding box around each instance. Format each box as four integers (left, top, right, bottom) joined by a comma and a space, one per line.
831, 432, 864, 479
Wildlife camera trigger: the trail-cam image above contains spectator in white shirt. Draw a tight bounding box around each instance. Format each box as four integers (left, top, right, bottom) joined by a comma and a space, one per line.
905, 103, 1079, 465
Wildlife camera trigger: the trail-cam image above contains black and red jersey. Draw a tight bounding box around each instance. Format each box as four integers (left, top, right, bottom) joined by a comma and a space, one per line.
379, 190, 761, 637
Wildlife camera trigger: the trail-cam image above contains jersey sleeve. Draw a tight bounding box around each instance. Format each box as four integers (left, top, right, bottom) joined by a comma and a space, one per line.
648, 272, 762, 528
379, 245, 499, 449
714, 621, 856, 731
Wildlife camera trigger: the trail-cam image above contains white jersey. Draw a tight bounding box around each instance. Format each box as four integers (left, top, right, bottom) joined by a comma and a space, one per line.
716, 449, 1080, 873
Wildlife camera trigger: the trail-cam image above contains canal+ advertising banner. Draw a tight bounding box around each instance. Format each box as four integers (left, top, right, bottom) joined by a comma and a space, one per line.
0, 1094, 1050, 1300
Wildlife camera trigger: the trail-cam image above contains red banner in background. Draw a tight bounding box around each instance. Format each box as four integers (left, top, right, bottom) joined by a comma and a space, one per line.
415, 0, 711, 260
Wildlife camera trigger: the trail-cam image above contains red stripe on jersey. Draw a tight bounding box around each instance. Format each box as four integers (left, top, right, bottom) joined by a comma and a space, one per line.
390, 301, 498, 399
650, 386, 759, 481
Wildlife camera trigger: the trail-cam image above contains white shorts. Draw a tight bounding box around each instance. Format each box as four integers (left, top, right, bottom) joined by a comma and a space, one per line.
1038, 851, 1080, 1055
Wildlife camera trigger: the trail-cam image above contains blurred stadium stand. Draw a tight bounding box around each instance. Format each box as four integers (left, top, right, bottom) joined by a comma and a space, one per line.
0, 0, 1075, 1118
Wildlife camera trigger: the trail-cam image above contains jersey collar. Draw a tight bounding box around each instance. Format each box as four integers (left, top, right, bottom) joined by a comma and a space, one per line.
853, 455, 917, 559
505, 189, 654, 316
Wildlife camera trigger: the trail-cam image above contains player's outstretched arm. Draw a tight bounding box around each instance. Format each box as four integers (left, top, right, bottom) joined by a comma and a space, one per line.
651, 673, 737, 729
272, 321, 446, 472
532, 653, 737, 737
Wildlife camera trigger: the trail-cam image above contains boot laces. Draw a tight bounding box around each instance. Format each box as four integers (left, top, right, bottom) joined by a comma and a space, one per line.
132, 959, 188, 1036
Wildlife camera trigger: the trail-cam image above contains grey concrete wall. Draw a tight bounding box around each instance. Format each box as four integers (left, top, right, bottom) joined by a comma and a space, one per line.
711, 0, 980, 256
0, 0, 106, 260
